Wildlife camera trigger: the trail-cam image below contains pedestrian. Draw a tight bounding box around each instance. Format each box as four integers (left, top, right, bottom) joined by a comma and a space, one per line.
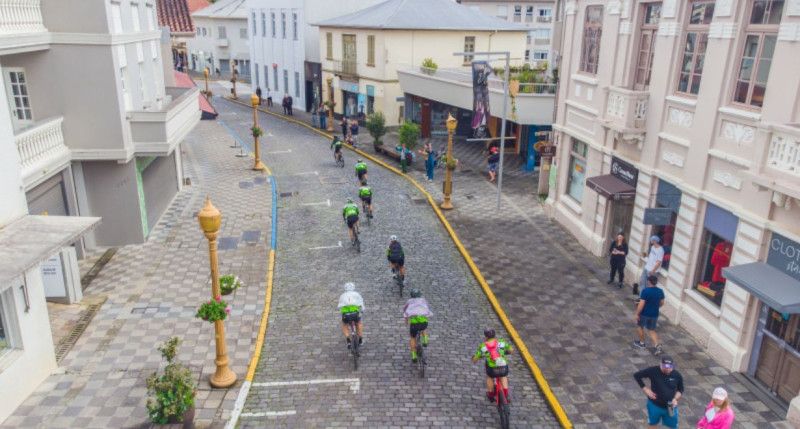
255, 86, 263, 105
282, 94, 288, 115
349, 119, 359, 146
287, 95, 294, 115
633, 274, 665, 354
267, 93, 273, 107
319, 105, 327, 129
696, 387, 735, 429
419, 142, 435, 181
215, 67, 220, 76
636, 235, 664, 295
487, 146, 499, 182
633, 355, 684, 429
608, 233, 628, 288
311, 107, 319, 128
341, 117, 349, 140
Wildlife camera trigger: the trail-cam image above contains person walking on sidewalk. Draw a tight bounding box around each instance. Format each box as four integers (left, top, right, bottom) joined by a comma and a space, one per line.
636, 235, 664, 295
319, 105, 327, 130
608, 233, 629, 288
633, 355, 684, 429
287, 95, 294, 116
255, 86, 263, 105
349, 119, 359, 146
633, 275, 665, 355
696, 387, 735, 429
487, 146, 500, 182
311, 106, 319, 128
267, 93, 273, 107
282, 94, 289, 115
340, 117, 349, 140
419, 142, 435, 181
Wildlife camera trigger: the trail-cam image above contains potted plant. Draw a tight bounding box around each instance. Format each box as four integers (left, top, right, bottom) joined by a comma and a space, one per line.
196, 296, 230, 323
398, 121, 420, 151
146, 337, 196, 428
440, 154, 459, 171
219, 275, 242, 296
251, 126, 263, 138
365, 112, 387, 152
421, 58, 438, 75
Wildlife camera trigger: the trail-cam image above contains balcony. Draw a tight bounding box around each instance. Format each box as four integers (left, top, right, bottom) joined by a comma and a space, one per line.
331, 59, 358, 78
128, 86, 201, 155
766, 128, 800, 178
748, 124, 800, 206
0, 0, 49, 54
216, 38, 229, 48
537, 16, 553, 23
603, 86, 649, 146
15, 116, 70, 189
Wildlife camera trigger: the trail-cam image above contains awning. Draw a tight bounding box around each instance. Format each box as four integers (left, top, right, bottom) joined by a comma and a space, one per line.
586, 174, 636, 200
723, 263, 800, 313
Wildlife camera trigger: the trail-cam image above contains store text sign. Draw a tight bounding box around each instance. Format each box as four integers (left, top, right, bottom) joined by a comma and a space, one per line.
611, 157, 638, 188
768, 233, 800, 282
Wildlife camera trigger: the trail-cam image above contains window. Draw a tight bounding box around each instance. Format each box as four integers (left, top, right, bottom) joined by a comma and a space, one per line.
271, 12, 276, 37
0, 288, 20, 357
651, 180, 682, 270
283, 69, 289, 95
201, 27, 207, 37
634, 2, 662, 89
294, 71, 300, 97
694, 203, 738, 306
367, 35, 375, 66
326, 32, 333, 59
240, 27, 247, 39
496, 5, 508, 18
579, 6, 603, 74
273, 67, 279, 91
151, 40, 158, 59
255, 64, 260, 88
111, 2, 123, 34
513, 5, 522, 22
526, 6, 534, 22
733, 0, 783, 107
120, 67, 132, 110
218, 26, 226, 39
264, 65, 269, 90
131, 4, 141, 32
146, 5, 156, 31
533, 51, 548, 60
261, 12, 266, 37
281, 12, 286, 39
252, 12, 257, 35
566, 139, 588, 201
677, 1, 714, 95
463, 36, 475, 64
136, 42, 144, 62
538, 8, 553, 22
139, 71, 146, 107
525, 49, 530, 60
6, 70, 33, 123
292, 12, 298, 40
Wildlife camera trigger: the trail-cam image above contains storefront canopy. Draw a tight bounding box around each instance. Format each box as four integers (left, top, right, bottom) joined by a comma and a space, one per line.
723, 263, 800, 313
586, 174, 636, 199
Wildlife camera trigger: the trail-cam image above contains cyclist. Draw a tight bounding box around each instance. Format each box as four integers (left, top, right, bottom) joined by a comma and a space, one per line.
355, 158, 368, 182
337, 282, 364, 348
403, 289, 432, 363
342, 199, 360, 245
358, 180, 373, 218
472, 328, 513, 403
387, 235, 405, 281
330, 135, 344, 163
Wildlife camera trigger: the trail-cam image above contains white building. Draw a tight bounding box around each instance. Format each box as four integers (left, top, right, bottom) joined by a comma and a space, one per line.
247, 0, 383, 113
187, 0, 251, 79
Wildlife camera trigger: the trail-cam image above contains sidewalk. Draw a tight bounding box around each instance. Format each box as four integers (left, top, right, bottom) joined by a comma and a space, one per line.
2, 119, 272, 428
245, 102, 790, 427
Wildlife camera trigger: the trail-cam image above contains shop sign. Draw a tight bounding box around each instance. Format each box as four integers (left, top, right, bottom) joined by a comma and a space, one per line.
611, 156, 638, 188
768, 233, 800, 282
539, 144, 556, 158
340, 80, 359, 93
643, 207, 674, 225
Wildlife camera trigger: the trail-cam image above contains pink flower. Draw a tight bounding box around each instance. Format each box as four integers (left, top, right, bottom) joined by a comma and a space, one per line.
225, 306, 231, 314
215, 296, 221, 302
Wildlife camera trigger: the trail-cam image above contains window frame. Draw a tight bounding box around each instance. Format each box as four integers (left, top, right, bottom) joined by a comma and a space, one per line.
0, 286, 23, 359
633, 2, 662, 90
273, 67, 279, 91
731, 0, 783, 109
579, 5, 604, 75
281, 12, 286, 39
271, 12, 276, 38
675, 0, 714, 97
463, 35, 476, 65
367, 35, 375, 67
566, 139, 588, 202
218, 25, 226, 40
326, 32, 333, 60
261, 12, 266, 37
294, 71, 300, 98
292, 12, 298, 41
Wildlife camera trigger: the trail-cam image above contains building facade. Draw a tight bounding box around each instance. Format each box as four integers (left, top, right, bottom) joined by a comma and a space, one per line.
459, 0, 560, 71
317, 0, 529, 126
156, 0, 210, 71
548, 0, 800, 422
187, 0, 250, 79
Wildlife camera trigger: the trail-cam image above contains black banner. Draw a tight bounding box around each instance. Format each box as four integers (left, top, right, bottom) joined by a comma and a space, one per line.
471, 61, 492, 139
611, 156, 638, 188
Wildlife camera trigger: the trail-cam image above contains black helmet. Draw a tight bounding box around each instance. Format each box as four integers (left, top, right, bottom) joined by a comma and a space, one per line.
484, 328, 496, 339
361, 180, 368, 186
410, 289, 422, 298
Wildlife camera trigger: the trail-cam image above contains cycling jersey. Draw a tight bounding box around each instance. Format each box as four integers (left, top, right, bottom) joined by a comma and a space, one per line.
387, 242, 404, 260
358, 186, 373, 198
338, 291, 364, 314
403, 298, 432, 320
342, 203, 359, 218
355, 162, 368, 173
331, 139, 343, 152
474, 339, 512, 368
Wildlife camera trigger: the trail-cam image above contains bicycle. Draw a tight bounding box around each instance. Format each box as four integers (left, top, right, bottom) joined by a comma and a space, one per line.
334, 150, 344, 168
414, 330, 426, 378
361, 200, 373, 225
490, 376, 511, 429
351, 223, 361, 253
394, 270, 404, 296
347, 319, 360, 370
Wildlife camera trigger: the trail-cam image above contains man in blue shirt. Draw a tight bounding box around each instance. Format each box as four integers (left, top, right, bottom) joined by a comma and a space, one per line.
633, 275, 665, 355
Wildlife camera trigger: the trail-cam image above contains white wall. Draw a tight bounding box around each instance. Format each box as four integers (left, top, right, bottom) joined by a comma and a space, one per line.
0, 65, 28, 224
186, 16, 250, 74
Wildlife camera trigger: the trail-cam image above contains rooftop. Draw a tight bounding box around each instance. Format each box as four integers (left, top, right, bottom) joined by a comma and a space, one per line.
192, 0, 247, 19
156, 0, 195, 34
315, 0, 529, 31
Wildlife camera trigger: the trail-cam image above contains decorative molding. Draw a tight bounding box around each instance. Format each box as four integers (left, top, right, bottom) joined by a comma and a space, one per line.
575, 83, 582, 97
658, 22, 680, 37
713, 170, 742, 190
788, 0, 800, 16
708, 148, 752, 168
622, 0, 631, 18
659, 131, 691, 148
662, 151, 685, 167
721, 121, 755, 145
571, 73, 599, 85
620, 21, 632, 35
613, 130, 645, 149
772, 191, 796, 210
668, 107, 693, 128
565, 0, 577, 15
718, 106, 761, 122
662, 0, 676, 17
709, 22, 737, 39
608, 0, 622, 14
778, 23, 800, 42
50, 31, 161, 46
666, 95, 697, 108
715, 0, 734, 16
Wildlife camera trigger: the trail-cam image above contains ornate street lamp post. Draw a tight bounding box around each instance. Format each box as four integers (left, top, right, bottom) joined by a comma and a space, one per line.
326, 77, 335, 132
251, 94, 267, 172
203, 67, 211, 97
197, 198, 237, 388
231, 67, 238, 99
441, 113, 457, 210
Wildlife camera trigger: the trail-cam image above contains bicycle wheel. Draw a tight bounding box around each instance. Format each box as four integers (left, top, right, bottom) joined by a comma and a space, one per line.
350, 330, 359, 370
497, 390, 510, 429
416, 341, 425, 378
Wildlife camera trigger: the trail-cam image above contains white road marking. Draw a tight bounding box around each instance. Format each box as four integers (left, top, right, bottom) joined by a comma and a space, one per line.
301, 199, 330, 207
239, 410, 297, 418
266, 149, 291, 154
308, 241, 342, 250
251, 378, 360, 393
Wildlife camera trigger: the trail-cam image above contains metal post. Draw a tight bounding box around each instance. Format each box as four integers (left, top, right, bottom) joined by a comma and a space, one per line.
497, 53, 510, 210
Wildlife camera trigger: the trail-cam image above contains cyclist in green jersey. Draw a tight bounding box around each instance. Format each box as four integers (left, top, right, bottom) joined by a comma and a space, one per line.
337, 282, 364, 348
342, 199, 360, 244
403, 289, 432, 362
472, 328, 513, 402
355, 159, 368, 182
331, 136, 343, 160
358, 180, 373, 217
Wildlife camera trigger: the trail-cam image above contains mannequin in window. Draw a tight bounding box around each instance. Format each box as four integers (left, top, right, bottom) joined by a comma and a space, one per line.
710, 240, 732, 285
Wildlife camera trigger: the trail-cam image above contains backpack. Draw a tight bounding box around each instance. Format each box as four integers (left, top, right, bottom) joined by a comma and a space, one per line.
405, 152, 413, 163
484, 339, 501, 361
388, 242, 403, 260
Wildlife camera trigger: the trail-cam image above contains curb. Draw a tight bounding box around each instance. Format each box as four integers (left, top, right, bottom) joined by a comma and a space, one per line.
224, 97, 572, 429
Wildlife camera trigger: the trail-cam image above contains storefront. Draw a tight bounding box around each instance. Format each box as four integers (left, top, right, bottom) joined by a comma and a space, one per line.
304, 61, 322, 112
340, 79, 361, 119
643, 179, 682, 270
724, 233, 800, 406
585, 156, 639, 240
405, 94, 473, 138
694, 203, 738, 306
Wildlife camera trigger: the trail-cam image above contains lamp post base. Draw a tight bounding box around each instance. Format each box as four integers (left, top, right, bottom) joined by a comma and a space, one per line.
253, 160, 267, 171
440, 199, 454, 210
209, 366, 237, 388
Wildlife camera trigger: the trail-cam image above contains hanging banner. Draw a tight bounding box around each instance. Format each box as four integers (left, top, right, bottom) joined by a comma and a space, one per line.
470, 61, 492, 139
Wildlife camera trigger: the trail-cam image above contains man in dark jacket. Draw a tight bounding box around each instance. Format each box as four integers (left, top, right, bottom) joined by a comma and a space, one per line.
287, 95, 294, 115
633, 355, 683, 429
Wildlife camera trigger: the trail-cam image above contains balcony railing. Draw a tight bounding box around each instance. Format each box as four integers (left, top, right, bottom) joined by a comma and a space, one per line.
15, 116, 70, 187
331, 59, 357, 77
767, 129, 800, 178
128, 86, 201, 155
604, 86, 649, 133
0, 0, 46, 35
537, 16, 553, 23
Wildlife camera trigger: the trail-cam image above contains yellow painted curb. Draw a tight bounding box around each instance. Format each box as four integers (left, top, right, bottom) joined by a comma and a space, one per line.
245, 249, 275, 382
226, 97, 572, 429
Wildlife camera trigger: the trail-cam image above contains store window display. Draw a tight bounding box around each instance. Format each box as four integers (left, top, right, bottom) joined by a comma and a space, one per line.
652, 180, 681, 270
694, 204, 738, 306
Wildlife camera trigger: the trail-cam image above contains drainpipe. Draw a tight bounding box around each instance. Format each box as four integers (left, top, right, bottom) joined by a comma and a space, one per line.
488, 29, 497, 53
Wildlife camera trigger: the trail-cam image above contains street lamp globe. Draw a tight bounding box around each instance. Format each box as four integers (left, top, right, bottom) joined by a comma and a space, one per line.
203, 67, 209, 79
446, 113, 457, 132
197, 197, 221, 235
250, 93, 260, 107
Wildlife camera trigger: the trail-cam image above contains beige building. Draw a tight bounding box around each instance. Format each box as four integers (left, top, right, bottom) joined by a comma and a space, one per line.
316, 0, 528, 126
547, 0, 800, 422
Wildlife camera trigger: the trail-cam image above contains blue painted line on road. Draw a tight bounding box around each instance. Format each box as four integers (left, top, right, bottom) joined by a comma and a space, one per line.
269, 176, 277, 250
218, 118, 252, 152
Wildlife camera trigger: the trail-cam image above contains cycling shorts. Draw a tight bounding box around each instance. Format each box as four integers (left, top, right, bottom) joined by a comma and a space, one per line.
356, 170, 367, 179
485, 364, 509, 378
360, 196, 372, 205
409, 321, 428, 338
346, 214, 359, 228
389, 257, 405, 267
341, 312, 361, 324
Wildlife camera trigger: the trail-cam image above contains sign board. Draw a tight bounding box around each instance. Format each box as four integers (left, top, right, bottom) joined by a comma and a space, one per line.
340, 80, 359, 93
41, 252, 66, 298
611, 156, 638, 188
643, 207, 675, 225
768, 233, 800, 282
539, 144, 556, 158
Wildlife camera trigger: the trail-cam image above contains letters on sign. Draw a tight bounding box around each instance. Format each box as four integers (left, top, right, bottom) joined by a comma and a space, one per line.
611, 156, 638, 187
768, 233, 800, 282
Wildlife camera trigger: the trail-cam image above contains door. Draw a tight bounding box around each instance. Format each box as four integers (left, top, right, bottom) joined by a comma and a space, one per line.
342, 34, 356, 74
634, 3, 661, 90
610, 198, 634, 239
755, 310, 800, 403
305, 80, 314, 112
26, 174, 68, 216
4, 68, 33, 129
421, 102, 431, 138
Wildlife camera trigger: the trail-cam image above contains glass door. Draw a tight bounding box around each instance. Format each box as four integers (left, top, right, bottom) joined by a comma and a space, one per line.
4, 68, 33, 129
755, 309, 800, 403
634, 3, 661, 90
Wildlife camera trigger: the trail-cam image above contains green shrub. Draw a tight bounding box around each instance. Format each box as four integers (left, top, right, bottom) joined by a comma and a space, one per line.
365, 112, 387, 146
398, 122, 421, 151
421, 57, 438, 72
146, 338, 196, 424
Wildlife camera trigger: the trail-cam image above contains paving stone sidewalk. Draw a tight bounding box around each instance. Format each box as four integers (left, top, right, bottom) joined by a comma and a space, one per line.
236, 99, 791, 428
2, 119, 272, 428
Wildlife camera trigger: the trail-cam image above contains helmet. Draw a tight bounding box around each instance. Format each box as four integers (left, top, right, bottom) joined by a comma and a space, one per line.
357, 158, 363, 162
483, 328, 496, 339
344, 282, 355, 292
347, 198, 353, 204
389, 235, 398, 242
410, 289, 422, 298
361, 180, 368, 186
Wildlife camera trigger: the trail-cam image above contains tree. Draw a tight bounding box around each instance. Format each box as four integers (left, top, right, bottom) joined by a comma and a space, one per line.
365, 112, 387, 147
398, 121, 420, 151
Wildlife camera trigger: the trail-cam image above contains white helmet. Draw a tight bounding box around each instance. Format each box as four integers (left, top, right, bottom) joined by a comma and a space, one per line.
344, 282, 356, 292
389, 235, 398, 242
